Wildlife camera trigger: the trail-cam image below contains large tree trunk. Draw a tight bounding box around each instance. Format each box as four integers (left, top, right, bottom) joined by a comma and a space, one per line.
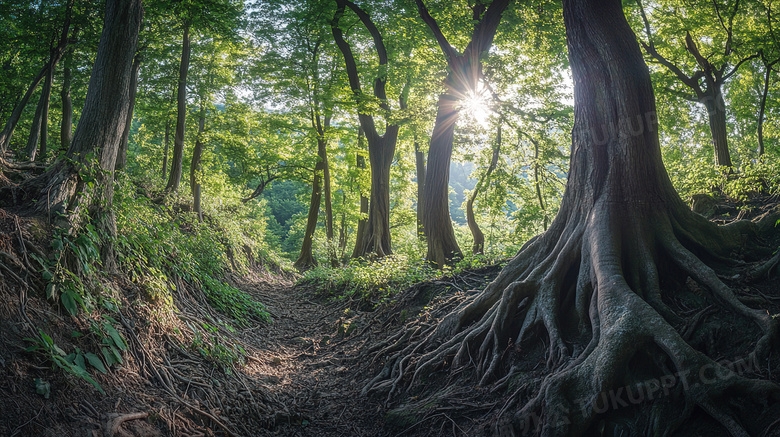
165, 22, 191, 193
12, 0, 143, 269
416, 0, 511, 267
423, 89, 463, 266
115, 53, 142, 171
465, 124, 500, 255
701, 86, 733, 167
355, 132, 396, 258
332, 0, 400, 260
366, 0, 779, 434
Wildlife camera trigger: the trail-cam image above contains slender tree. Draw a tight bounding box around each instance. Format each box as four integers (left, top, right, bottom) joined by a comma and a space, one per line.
165, 22, 191, 192
366, 0, 779, 433
414, 137, 426, 238
190, 100, 206, 222
115, 52, 143, 171
465, 124, 501, 254
60, 48, 74, 151
0, 0, 74, 154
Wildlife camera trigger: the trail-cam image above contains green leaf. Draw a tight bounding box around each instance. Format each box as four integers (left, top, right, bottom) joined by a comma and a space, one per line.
101, 347, 117, 366
75, 353, 86, 371
51, 238, 63, 251
104, 325, 127, 350
85, 353, 107, 373
61, 291, 78, 316
71, 365, 104, 394
109, 345, 123, 364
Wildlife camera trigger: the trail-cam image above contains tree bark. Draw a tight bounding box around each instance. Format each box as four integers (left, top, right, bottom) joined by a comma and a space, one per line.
115, 53, 142, 171
701, 86, 732, 167
423, 90, 462, 266
60, 49, 73, 151
165, 22, 191, 193
366, 0, 779, 433
466, 124, 500, 255
0, 64, 50, 153
190, 102, 205, 222
294, 162, 323, 270
162, 119, 171, 181
351, 129, 369, 258
25, 67, 53, 161
757, 61, 775, 157
319, 119, 337, 267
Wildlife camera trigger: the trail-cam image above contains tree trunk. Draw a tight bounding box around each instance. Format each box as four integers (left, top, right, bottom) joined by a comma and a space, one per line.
162, 119, 171, 181
466, 124, 500, 255
414, 139, 426, 239
60, 50, 73, 151
415, 0, 511, 267
338, 190, 348, 257
165, 22, 191, 193
0, 64, 49, 153
13, 0, 142, 270
423, 89, 463, 267
757, 62, 774, 157
319, 125, 338, 267
25, 67, 52, 161
355, 132, 396, 258
115, 53, 142, 171
0, 0, 72, 154
351, 129, 369, 258
366, 0, 779, 433
294, 166, 323, 270
331, 0, 400, 260
190, 103, 205, 222
701, 86, 733, 167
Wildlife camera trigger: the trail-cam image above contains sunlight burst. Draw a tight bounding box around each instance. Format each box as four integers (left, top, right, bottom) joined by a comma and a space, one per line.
460, 88, 492, 128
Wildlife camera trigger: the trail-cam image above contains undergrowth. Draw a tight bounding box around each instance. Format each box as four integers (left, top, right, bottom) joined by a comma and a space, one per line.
299, 254, 499, 308
666, 154, 780, 201
114, 174, 272, 326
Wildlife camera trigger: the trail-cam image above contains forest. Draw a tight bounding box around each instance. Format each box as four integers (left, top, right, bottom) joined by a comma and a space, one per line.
0, 0, 779, 435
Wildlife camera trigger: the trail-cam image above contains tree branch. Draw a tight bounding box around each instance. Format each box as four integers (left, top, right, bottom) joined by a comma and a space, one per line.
464, 0, 512, 58
340, 0, 389, 102
722, 53, 760, 81
415, 0, 460, 61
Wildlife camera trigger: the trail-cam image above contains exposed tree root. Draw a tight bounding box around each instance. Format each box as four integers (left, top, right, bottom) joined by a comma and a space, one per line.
365, 201, 780, 435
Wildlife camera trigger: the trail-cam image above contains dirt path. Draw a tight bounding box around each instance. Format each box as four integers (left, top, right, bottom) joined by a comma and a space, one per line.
236, 274, 387, 437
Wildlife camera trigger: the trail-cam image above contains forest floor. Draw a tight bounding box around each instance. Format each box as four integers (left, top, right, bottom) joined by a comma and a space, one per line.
1, 196, 780, 436
0, 208, 503, 437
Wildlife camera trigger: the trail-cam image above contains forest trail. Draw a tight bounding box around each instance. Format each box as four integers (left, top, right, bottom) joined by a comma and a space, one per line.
236, 273, 387, 436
